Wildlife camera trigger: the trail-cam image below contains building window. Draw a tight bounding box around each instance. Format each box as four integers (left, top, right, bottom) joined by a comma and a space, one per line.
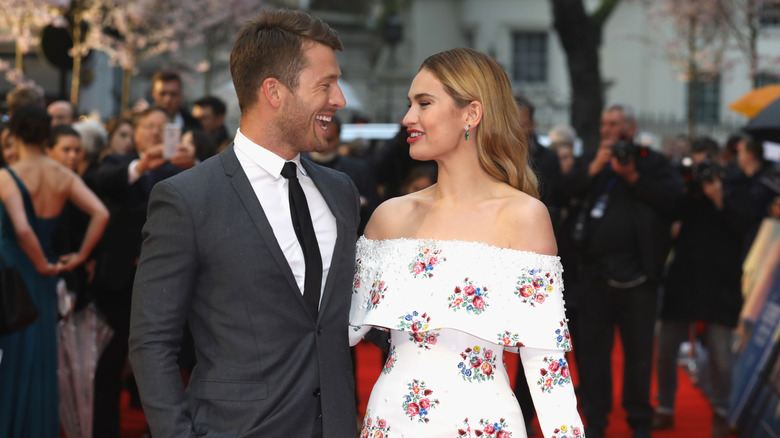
759, 3, 780, 26
686, 76, 720, 125
512, 32, 547, 83
756, 72, 780, 87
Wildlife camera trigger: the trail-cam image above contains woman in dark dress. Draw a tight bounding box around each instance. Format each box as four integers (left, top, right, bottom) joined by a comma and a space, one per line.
0, 105, 108, 437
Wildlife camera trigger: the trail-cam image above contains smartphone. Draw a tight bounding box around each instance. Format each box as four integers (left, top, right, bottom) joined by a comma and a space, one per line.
163, 124, 182, 159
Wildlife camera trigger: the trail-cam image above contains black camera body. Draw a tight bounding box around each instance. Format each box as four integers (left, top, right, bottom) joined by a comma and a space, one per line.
611, 140, 637, 164
680, 157, 722, 189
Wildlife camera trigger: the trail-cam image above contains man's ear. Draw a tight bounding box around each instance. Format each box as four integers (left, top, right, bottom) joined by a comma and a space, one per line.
262, 78, 286, 109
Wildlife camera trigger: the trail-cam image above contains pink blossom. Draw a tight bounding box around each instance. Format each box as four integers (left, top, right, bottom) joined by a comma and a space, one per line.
535, 294, 546, 304
484, 350, 493, 360
463, 285, 476, 296
420, 398, 431, 409
483, 424, 495, 434
413, 262, 424, 274
497, 430, 510, 438
377, 419, 386, 429
548, 360, 560, 372
561, 365, 571, 378
473, 296, 485, 309
426, 334, 438, 345
407, 403, 419, 416
481, 362, 494, 376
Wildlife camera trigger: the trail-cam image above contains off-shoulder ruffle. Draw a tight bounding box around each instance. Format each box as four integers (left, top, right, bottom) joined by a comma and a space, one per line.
349, 236, 572, 352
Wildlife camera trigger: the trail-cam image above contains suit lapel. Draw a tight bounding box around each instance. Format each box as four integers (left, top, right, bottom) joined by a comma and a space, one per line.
219, 146, 303, 305
303, 159, 348, 321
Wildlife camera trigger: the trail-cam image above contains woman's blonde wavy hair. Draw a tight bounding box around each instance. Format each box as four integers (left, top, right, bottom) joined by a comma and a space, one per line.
419, 47, 539, 198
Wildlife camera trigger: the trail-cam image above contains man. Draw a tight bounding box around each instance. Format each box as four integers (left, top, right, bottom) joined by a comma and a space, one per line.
308, 116, 378, 234
129, 10, 360, 437
92, 106, 196, 438
150, 69, 200, 132
193, 95, 232, 151
652, 137, 746, 436
47, 100, 77, 126
564, 104, 681, 438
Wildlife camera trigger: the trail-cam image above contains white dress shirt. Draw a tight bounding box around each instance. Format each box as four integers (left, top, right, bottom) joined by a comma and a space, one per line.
233, 128, 337, 303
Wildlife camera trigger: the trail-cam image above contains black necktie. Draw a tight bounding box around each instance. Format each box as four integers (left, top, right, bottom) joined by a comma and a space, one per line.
281, 161, 322, 318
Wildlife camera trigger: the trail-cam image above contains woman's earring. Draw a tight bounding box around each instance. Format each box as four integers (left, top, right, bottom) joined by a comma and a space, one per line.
465, 124, 471, 140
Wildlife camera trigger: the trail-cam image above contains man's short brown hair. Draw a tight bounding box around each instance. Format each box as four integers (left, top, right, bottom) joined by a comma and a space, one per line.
229, 9, 342, 112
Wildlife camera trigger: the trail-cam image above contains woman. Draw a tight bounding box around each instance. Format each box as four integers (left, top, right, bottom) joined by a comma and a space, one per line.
1, 122, 18, 166
46, 124, 83, 172
349, 48, 583, 437
105, 116, 134, 155
0, 104, 109, 437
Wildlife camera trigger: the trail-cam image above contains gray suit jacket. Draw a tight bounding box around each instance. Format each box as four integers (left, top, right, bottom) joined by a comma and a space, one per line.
129, 146, 360, 437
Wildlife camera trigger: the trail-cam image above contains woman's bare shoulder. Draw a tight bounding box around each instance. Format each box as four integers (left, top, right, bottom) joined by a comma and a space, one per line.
500, 191, 557, 256
363, 192, 429, 240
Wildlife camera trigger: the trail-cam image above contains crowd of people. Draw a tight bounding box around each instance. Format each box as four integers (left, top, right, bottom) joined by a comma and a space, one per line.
0, 7, 778, 438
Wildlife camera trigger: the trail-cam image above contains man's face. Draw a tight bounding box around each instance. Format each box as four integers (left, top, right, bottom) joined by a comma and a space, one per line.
275, 41, 345, 154
600, 109, 634, 145
48, 101, 75, 126
517, 107, 535, 142
192, 105, 223, 135
151, 80, 183, 117
133, 110, 169, 154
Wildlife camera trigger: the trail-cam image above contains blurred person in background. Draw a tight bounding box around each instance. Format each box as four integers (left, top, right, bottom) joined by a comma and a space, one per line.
1, 123, 18, 166
150, 69, 199, 133
192, 95, 231, 151
105, 116, 135, 156
564, 103, 681, 438
91, 106, 196, 437
46, 125, 82, 172
47, 100, 77, 127
652, 137, 746, 436
307, 116, 378, 234
548, 124, 577, 176
0, 104, 108, 437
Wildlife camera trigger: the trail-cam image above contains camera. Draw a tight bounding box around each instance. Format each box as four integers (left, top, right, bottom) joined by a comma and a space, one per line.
611, 140, 637, 164
680, 157, 722, 188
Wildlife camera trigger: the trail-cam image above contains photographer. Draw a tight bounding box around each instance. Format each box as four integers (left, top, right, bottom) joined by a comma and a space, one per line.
562, 103, 681, 438
652, 137, 745, 436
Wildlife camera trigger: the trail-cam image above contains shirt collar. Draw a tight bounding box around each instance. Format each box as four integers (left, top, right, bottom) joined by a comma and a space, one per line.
233, 128, 308, 178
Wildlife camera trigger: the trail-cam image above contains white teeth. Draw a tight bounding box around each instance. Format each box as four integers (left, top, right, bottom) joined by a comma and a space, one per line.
409, 132, 422, 138
315, 115, 332, 122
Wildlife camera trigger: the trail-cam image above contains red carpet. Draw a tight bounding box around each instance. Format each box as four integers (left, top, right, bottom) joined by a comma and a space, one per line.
119, 330, 736, 437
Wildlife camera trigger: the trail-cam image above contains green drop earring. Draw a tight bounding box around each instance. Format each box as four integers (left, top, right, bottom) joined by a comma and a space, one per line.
465, 124, 471, 140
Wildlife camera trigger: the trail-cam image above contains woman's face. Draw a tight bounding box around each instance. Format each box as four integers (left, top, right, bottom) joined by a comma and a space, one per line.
1, 129, 18, 165
109, 122, 134, 155
47, 134, 82, 171
403, 69, 467, 161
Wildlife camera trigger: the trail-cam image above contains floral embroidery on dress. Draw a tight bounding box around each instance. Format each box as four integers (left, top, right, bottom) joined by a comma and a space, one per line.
536, 356, 572, 393
457, 346, 496, 382
382, 345, 397, 375
409, 248, 445, 278
550, 424, 582, 437
514, 268, 554, 306
497, 331, 525, 349
555, 320, 571, 350
457, 417, 512, 437
367, 280, 387, 310
447, 278, 489, 314
402, 379, 439, 423
398, 311, 438, 349
353, 258, 362, 292
361, 412, 391, 438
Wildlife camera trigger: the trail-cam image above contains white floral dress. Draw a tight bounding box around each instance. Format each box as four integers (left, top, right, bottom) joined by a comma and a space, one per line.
349, 237, 584, 438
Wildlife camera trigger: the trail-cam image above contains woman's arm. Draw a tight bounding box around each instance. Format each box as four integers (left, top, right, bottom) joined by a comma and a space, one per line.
0, 170, 58, 275
57, 175, 109, 271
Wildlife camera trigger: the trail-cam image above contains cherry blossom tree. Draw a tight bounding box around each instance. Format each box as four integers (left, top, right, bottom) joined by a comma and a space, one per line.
0, 0, 67, 87
633, 0, 730, 141
716, 0, 780, 87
